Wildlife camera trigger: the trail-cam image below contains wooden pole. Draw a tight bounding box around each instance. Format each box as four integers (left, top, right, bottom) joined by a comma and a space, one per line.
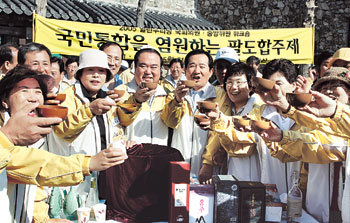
35, 0, 47, 17
136, 0, 149, 28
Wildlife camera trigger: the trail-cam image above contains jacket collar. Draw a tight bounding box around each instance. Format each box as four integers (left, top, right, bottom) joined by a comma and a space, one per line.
232, 96, 256, 116
165, 74, 186, 87
185, 82, 216, 102
185, 82, 217, 113
74, 82, 107, 104
262, 105, 295, 130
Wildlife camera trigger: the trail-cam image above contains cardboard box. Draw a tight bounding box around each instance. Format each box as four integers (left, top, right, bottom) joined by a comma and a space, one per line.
169, 162, 190, 223
264, 184, 283, 222
189, 184, 214, 223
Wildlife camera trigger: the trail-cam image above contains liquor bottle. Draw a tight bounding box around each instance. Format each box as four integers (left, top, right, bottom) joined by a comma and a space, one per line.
287, 171, 302, 222
86, 177, 99, 208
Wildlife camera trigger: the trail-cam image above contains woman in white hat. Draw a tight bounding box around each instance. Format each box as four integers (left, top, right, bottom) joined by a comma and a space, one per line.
0, 65, 128, 222
47, 49, 125, 204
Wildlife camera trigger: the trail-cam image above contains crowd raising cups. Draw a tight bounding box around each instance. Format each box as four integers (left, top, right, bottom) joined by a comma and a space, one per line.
0, 41, 350, 223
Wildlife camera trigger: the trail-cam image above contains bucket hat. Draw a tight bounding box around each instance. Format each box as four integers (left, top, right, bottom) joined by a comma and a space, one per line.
214, 47, 239, 63
76, 49, 112, 81
314, 67, 350, 91
328, 48, 350, 68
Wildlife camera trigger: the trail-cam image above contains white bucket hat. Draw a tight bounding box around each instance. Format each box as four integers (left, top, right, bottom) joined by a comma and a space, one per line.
215, 47, 239, 63
76, 49, 112, 81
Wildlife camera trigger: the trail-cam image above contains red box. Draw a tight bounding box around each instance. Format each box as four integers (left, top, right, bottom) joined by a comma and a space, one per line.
169, 161, 190, 223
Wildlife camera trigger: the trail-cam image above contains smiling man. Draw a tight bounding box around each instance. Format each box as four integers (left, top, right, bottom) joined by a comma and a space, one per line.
161, 49, 229, 176
18, 42, 52, 75
161, 58, 186, 93
99, 42, 134, 90
116, 47, 169, 145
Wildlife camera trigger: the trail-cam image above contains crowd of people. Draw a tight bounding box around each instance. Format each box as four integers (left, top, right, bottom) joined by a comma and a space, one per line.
0, 40, 350, 223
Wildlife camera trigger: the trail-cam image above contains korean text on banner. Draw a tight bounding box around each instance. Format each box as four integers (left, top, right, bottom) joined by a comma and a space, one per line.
33, 13, 314, 64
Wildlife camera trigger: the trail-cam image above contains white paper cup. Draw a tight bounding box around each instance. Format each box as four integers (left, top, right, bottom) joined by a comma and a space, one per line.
93, 203, 107, 222
77, 207, 91, 223
112, 140, 127, 155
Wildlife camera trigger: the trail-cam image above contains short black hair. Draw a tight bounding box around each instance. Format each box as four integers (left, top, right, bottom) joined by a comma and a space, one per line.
184, 49, 213, 69
0, 65, 48, 111
223, 62, 255, 91
51, 56, 65, 73
0, 43, 18, 66
314, 51, 333, 73
18, 42, 51, 65
99, 42, 124, 59
315, 51, 333, 67
262, 59, 297, 83
65, 57, 79, 67
169, 58, 184, 68
246, 56, 260, 65
134, 48, 163, 67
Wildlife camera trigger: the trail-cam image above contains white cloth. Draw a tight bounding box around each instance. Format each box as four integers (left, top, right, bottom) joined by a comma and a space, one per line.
306, 140, 347, 222
171, 83, 216, 176
46, 82, 114, 202
227, 96, 261, 181
3, 111, 41, 223
306, 163, 332, 222
342, 142, 350, 222
257, 105, 300, 195
46, 82, 114, 156
125, 79, 169, 145
0, 168, 11, 222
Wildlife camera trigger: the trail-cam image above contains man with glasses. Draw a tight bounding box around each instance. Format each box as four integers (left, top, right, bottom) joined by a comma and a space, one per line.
100, 42, 134, 90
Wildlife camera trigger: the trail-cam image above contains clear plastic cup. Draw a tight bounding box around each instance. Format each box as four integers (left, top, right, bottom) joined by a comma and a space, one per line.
93, 203, 107, 222
112, 140, 127, 156
77, 207, 90, 223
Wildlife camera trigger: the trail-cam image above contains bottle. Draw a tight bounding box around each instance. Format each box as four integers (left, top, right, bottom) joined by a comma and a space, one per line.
287, 171, 302, 222
190, 174, 200, 184
86, 177, 99, 208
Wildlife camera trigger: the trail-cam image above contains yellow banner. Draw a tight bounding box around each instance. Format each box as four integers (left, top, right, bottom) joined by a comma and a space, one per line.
33, 14, 314, 64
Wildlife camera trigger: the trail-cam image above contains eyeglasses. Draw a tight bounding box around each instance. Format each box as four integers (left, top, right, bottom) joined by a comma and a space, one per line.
226, 80, 247, 87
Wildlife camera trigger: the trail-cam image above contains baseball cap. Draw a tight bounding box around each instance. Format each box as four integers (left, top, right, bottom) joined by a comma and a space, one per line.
215, 47, 239, 63
328, 48, 350, 67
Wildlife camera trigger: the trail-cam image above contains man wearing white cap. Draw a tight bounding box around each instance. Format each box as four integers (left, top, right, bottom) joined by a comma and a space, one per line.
213, 47, 239, 86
